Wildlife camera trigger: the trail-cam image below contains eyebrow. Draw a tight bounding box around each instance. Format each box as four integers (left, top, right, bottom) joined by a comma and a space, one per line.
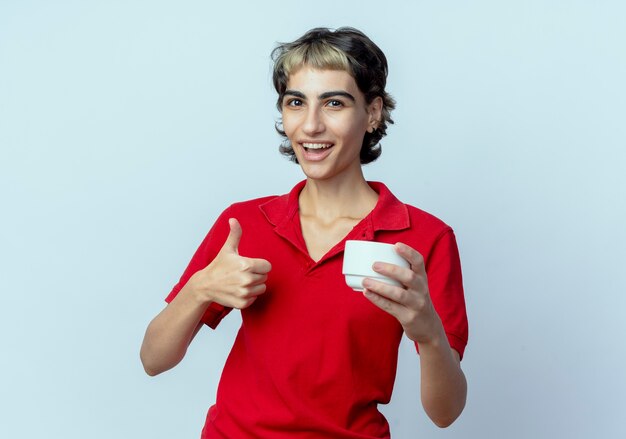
284, 89, 356, 102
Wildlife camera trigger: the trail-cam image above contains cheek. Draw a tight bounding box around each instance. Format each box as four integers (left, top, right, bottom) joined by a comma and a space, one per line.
342, 119, 368, 143
281, 114, 297, 138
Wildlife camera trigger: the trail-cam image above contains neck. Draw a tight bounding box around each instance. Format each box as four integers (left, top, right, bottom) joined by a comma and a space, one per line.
299, 171, 378, 220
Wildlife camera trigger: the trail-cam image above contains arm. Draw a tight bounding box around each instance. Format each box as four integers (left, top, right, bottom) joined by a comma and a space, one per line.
415, 320, 467, 427
362, 242, 466, 427
140, 218, 271, 376
139, 285, 210, 376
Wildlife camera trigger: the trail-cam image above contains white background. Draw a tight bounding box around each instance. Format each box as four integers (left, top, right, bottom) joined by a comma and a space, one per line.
1, 1, 625, 438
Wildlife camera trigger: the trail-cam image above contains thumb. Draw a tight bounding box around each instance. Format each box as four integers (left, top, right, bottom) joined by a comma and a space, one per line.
222, 218, 242, 254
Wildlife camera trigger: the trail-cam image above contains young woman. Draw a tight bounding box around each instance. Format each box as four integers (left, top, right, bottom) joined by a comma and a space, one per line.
141, 27, 468, 438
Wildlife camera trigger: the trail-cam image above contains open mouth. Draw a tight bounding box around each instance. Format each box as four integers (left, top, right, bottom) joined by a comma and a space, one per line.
302, 142, 334, 152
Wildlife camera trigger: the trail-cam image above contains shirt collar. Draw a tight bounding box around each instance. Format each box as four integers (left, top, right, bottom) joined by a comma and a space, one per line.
259, 180, 410, 234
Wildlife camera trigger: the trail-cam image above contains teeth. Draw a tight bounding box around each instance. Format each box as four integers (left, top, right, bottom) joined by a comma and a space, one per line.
302, 143, 332, 150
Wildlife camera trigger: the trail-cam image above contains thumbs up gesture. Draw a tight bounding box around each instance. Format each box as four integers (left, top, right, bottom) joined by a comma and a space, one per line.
189, 218, 272, 309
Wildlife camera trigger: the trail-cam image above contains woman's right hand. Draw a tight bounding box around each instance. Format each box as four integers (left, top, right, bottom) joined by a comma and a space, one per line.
140, 217, 270, 375
188, 218, 272, 309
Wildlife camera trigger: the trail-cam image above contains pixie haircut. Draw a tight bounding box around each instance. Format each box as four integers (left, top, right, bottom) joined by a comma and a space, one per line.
272, 27, 396, 164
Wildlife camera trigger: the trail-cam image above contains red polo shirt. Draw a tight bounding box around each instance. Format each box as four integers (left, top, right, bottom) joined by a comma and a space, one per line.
166, 181, 468, 438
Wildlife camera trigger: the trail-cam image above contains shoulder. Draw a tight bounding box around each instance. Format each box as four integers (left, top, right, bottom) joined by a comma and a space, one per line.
404, 203, 453, 237
228, 194, 280, 212
373, 181, 453, 238
221, 192, 294, 228
216, 181, 304, 226
203, 195, 279, 229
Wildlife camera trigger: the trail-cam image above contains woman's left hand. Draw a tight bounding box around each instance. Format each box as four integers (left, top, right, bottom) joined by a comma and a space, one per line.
362, 242, 443, 344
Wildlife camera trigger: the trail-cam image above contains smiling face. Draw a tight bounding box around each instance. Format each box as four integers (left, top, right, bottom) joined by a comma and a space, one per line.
281, 66, 382, 183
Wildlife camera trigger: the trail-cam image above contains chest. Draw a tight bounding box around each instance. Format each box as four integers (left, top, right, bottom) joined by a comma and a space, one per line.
299, 215, 361, 262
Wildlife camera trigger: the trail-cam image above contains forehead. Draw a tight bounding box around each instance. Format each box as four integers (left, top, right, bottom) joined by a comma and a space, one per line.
286, 66, 361, 95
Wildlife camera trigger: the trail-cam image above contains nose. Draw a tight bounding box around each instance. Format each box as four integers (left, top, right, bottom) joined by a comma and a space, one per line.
302, 106, 324, 136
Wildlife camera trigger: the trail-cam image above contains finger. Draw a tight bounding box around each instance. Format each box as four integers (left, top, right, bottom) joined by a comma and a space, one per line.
234, 283, 267, 302
242, 272, 268, 287
246, 257, 272, 274
362, 277, 408, 305
363, 288, 402, 319
233, 296, 258, 310
222, 218, 242, 254
247, 283, 267, 296
394, 242, 425, 273
371, 261, 417, 287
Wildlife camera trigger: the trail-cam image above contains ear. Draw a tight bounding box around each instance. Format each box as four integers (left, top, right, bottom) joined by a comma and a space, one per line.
366, 96, 383, 133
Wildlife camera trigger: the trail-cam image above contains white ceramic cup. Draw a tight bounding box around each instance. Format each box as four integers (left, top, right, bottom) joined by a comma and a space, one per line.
342, 240, 409, 291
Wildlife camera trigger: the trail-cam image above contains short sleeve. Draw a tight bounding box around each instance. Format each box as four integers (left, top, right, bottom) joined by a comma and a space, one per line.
165, 207, 234, 329
421, 228, 468, 359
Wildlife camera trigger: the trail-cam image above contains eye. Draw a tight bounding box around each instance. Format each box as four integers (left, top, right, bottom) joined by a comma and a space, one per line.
284, 98, 303, 107
326, 99, 343, 108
